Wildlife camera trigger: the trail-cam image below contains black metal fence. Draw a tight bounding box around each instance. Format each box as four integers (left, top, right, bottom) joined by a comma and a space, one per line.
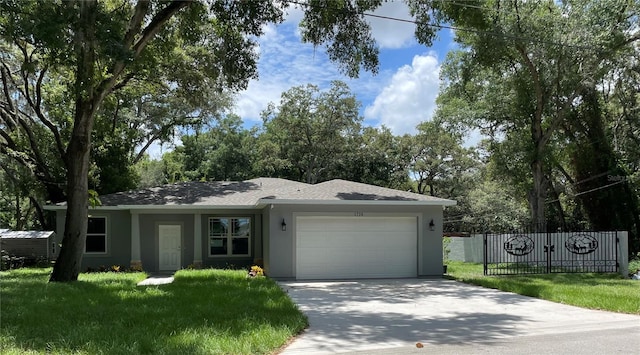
483, 229, 619, 275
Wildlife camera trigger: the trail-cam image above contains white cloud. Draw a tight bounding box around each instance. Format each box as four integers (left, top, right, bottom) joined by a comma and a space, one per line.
234, 23, 344, 124
234, 21, 394, 126
234, 4, 438, 132
367, 1, 416, 49
283, 4, 305, 27
364, 54, 441, 135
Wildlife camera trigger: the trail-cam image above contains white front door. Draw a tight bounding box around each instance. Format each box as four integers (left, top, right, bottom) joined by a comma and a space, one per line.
159, 224, 181, 271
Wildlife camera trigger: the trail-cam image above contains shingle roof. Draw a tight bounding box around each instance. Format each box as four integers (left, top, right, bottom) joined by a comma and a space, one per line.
97, 178, 309, 206
51, 177, 455, 208
280, 179, 448, 202
0, 230, 55, 239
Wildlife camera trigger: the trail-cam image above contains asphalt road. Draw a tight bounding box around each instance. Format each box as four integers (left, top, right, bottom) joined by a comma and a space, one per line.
345, 326, 640, 354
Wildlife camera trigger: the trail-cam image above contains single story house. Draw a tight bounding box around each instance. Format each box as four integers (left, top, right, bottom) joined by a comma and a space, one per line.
45, 178, 456, 280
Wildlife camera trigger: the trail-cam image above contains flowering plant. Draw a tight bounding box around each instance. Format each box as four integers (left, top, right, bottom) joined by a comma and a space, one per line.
248, 265, 264, 277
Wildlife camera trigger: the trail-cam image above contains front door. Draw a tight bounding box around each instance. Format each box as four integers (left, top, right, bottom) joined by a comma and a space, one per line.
159, 224, 181, 271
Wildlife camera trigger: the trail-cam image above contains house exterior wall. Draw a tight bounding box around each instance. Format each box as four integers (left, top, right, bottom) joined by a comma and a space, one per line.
52, 202, 446, 278
54, 208, 264, 273
264, 204, 445, 279
54, 210, 131, 271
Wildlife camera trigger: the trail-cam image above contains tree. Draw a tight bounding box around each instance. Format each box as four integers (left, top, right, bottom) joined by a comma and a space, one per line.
2, 0, 395, 281
172, 115, 255, 182
1, 0, 285, 281
430, 0, 640, 230
338, 126, 412, 189
259, 81, 362, 184
0, 158, 48, 230
410, 120, 477, 197
134, 157, 166, 189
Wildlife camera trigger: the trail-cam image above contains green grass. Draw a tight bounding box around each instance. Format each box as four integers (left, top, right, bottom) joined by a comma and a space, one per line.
447, 261, 640, 315
0, 268, 307, 355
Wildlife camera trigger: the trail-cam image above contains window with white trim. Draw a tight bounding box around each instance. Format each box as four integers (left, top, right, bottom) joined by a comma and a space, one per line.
86, 216, 107, 254
209, 217, 250, 256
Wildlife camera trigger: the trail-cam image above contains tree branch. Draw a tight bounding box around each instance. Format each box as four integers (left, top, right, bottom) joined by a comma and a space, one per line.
32, 65, 66, 160
123, 0, 150, 48
13, 112, 54, 179
109, 72, 136, 94
92, 1, 190, 118
4, 45, 67, 161
0, 66, 16, 117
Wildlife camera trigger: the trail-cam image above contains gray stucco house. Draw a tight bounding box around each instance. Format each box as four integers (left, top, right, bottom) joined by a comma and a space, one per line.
46, 178, 456, 279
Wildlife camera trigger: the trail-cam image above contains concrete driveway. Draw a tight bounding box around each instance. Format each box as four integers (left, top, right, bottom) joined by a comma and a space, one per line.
278, 279, 640, 354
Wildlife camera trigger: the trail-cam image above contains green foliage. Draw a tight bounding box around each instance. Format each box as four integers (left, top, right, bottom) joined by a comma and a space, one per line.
299, 0, 382, 77
340, 126, 412, 190
87, 189, 101, 209
0, 268, 307, 354
2, 0, 299, 280
134, 157, 166, 188
410, 120, 479, 196
465, 178, 529, 231
442, 237, 451, 265
175, 115, 255, 182
434, 0, 640, 239
258, 81, 363, 183
629, 253, 640, 276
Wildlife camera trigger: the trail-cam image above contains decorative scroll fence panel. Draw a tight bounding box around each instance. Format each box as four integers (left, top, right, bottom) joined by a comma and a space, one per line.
483, 231, 619, 275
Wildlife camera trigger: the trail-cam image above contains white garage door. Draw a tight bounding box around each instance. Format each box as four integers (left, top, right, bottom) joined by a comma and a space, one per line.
296, 216, 417, 279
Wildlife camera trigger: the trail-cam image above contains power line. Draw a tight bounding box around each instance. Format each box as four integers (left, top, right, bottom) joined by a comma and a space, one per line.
286, 0, 600, 51
545, 178, 633, 205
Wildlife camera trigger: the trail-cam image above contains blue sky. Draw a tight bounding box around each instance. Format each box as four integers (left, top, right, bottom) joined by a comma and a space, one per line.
234, 2, 455, 136
151, 2, 458, 158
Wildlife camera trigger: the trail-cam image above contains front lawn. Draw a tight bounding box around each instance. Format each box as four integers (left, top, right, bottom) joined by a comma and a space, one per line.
447, 261, 640, 315
0, 268, 307, 354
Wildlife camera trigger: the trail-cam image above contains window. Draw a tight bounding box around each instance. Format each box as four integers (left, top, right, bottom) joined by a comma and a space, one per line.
86, 217, 107, 254
209, 217, 250, 256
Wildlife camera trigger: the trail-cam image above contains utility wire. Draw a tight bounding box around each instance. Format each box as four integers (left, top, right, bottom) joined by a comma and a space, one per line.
286, 0, 600, 51
545, 178, 633, 204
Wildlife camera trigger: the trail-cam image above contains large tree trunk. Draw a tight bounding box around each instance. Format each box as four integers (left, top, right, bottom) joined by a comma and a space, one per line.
517, 44, 549, 232
50, 141, 91, 281
49, 1, 190, 282
529, 157, 546, 231
50, 1, 97, 282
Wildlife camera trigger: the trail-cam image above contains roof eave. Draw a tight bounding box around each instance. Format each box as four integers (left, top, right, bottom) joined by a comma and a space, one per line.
258, 199, 457, 206
44, 198, 458, 210
44, 204, 262, 211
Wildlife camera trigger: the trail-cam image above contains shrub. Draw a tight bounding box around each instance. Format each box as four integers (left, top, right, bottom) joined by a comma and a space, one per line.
629, 252, 640, 277
85, 264, 139, 273
128, 263, 144, 272
443, 237, 452, 265
0, 250, 27, 271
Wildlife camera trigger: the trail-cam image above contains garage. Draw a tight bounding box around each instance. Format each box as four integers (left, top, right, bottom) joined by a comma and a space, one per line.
295, 215, 418, 279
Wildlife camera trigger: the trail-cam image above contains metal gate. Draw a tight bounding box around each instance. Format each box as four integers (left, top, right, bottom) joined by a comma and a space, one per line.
483, 231, 619, 275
